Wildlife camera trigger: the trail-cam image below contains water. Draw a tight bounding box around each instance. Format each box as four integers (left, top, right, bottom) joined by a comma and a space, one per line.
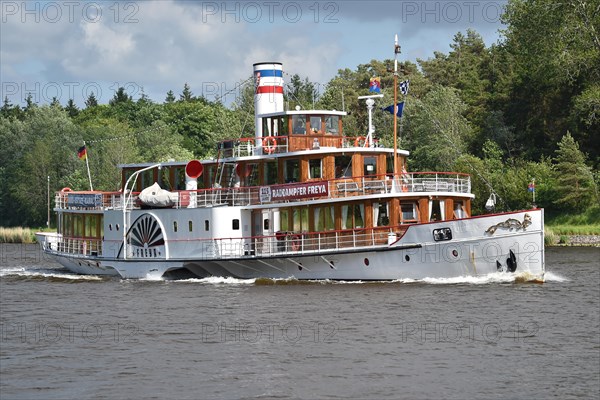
1, 244, 598, 400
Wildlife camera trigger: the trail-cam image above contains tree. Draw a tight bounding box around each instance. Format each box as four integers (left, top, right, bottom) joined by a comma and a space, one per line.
65, 99, 79, 118
109, 87, 133, 105
85, 92, 98, 108
180, 83, 194, 102
50, 97, 61, 108
165, 90, 176, 103
24, 93, 36, 112
501, 0, 600, 164
402, 86, 475, 171
287, 74, 318, 110
1, 96, 23, 120
552, 132, 597, 211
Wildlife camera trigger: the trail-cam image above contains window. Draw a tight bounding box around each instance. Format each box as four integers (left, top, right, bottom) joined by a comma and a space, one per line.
280, 209, 289, 231
454, 201, 466, 219
174, 167, 186, 190
364, 156, 377, 177
309, 159, 322, 179
292, 115, 306, 134
264, 161, 278, 185
430, 200, 443, 221
263, 219, 270, 230
401, 202, 418, 222
310, 116, 322, 133
341, 203, 365, 229
314, 206, 335, 231
335, 155, 353, 179
232, 219, 240, 230
292, 207, 308, 232
173, 221, 178, 232
189, 221, 193, 232
205, 220, 210, 231
141, 169, 154, 190
73, 215, 83, 237
160, 168, 172, 190
374, 201, 390, 226
325, 115, 339, 134
247, 163, 259, 186
284, 159, 300, 183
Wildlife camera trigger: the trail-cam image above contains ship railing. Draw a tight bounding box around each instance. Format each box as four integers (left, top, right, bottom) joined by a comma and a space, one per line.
53, 173, 471, 211
217, 136, 289, 157
40, 234, 103, 257
207, 225, 408, 259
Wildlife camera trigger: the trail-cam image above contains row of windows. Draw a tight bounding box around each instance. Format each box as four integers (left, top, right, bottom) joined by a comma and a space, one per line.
262, 115, 341, 136
279, 201, 420, 233
60, 214, 103, 238
171, 219, 240, 233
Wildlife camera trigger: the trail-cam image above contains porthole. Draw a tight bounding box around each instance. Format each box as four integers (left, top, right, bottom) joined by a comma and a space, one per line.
405, 255, 410, 262
364, 258, 370, 266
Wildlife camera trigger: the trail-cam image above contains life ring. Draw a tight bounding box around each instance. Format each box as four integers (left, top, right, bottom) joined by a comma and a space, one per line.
354, 136, 367, 147
263, 136, 277, 154
290, 234, 301, 251
61, 187, 72, 192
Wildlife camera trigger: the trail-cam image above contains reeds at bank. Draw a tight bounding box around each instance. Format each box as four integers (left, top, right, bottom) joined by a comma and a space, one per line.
0, 227, 37, 243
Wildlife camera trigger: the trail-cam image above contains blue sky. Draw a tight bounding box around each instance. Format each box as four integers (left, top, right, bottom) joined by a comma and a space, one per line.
1, 1, 508, 107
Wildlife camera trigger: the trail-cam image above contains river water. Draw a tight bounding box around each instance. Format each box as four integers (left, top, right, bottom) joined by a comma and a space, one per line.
1, 244, 598, 400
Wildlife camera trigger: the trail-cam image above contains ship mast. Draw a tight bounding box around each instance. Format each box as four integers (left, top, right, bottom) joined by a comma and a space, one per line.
393, 34, 401, 180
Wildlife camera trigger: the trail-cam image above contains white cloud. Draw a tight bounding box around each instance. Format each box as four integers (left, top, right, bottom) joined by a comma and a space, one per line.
0, 0, 502, 106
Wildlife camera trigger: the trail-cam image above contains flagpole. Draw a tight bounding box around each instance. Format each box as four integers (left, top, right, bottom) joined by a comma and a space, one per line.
84, 141, 93, 191
393, 34, 400, 184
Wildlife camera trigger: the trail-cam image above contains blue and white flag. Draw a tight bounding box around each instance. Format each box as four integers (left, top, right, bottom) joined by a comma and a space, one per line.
383, 102, 404, 117
399, 79, 410, 95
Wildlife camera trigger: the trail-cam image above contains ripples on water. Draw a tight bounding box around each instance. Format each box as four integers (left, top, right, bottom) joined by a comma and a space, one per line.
0, 245, 598, 400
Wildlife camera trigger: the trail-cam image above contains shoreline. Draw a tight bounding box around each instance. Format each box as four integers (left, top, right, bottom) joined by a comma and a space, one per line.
546, 235, 600, 247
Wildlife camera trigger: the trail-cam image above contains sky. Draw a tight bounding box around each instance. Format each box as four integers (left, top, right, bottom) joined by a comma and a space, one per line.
1, 0, 509, 108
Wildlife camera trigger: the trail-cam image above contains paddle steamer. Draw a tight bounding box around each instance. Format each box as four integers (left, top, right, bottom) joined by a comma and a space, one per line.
36, 61, 545, 280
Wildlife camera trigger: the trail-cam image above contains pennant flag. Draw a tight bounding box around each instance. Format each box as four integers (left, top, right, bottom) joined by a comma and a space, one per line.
77, 145, 87, 160
383, 102, 404, 117
400, 79, 410, 95
369, 77, 381, 93
528, 181, 535, 192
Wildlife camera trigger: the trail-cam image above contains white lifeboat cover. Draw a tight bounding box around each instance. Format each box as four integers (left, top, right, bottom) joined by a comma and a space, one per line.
138, 182, 178, 207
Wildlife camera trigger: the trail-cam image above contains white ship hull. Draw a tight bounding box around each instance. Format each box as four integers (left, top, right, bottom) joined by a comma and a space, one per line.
37, 209, 545, 281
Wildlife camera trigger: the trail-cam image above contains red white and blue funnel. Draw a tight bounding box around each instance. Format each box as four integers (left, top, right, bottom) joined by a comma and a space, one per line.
253, 62, 284, 143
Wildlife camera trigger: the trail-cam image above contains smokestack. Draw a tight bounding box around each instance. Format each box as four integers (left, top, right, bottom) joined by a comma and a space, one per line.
253, 62, 284, 153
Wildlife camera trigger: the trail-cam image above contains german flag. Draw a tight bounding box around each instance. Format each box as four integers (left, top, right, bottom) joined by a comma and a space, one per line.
77, 145, 87, 160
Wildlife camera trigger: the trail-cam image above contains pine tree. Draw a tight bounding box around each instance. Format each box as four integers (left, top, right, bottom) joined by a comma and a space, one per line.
85, 92, 98, 108
0, 96, 23, 120
24, 93, 36, 112
553, 132, 597, 211
110, 87, 132, 105
165, 90, 176, 103
180, 83, 193, 102
50, 97, 61, 108
65, 99, 79, 118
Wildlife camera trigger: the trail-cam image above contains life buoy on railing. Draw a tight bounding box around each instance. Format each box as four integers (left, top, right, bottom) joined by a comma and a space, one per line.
354, 136, 367, 147
290, 234, 301, 251
61, 187, 72, 192
263, 136, 277, 154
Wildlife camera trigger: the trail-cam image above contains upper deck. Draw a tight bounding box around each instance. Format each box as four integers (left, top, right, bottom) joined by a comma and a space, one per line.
54, 172, 472, 212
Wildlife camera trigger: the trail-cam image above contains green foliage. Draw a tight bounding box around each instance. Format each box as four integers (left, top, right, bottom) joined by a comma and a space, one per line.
552, 132, 597, 212
403, 86, 474, 171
